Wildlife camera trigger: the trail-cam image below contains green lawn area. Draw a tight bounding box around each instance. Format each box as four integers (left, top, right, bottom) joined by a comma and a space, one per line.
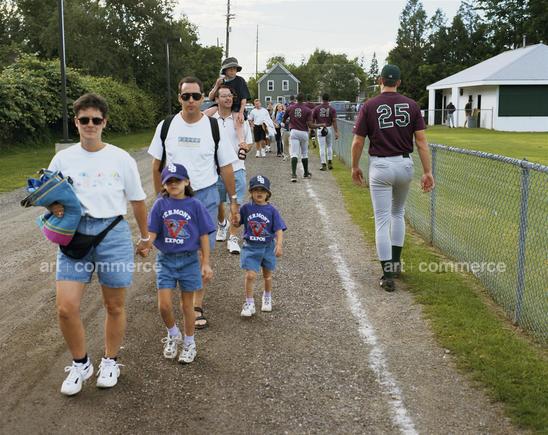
0, 129, 155, 192
426, 126, 548, 166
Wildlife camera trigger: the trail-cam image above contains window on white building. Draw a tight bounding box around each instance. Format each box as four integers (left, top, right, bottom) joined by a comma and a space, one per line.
277, 96, 284, 103
267, 80, 274, 91
282, 80, 289, 91
265, 96, 272, 104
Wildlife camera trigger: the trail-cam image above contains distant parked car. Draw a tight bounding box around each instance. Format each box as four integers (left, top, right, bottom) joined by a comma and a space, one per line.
330, 100, 351, 119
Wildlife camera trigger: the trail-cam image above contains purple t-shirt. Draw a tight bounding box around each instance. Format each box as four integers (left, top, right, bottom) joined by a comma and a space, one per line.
148, 196, 216, 254
352, 92, 425, 157
282, 103, 312, 132
240, 202, 287, 244
313, 103, 337, 127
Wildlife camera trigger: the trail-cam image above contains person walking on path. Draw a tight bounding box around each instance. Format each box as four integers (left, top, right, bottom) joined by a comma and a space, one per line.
313, 93, 339, 171
235, 175, 286, 317
272, 103, 285, 157
143, 163, 215, 364
350, 64, 435, 292
48, 93, 149, 395
148, 76, 239, 329
248, 99, 271, 158
282, 93, 325, 182
213, 85, 253, 254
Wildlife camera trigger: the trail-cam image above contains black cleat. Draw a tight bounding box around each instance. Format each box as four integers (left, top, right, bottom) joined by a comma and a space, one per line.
380, 276, 396, 292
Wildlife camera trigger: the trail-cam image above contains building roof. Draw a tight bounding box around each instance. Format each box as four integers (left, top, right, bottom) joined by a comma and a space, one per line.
427, 43, 548, 89
257, 63, 300, 84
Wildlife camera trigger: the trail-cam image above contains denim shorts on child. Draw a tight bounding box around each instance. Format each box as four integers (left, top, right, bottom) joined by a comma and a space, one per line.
240, 240, 276, 272
156, 251, 202, 291
216, 168, 246, 205
56, 216, 133, 288
194, 183, 220, 250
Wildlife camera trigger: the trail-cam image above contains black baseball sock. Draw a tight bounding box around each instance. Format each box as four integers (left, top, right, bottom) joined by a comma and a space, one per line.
302, 158, 309, 174
74, 354, 88, 364
391, 245, 403, 263
291, 157, 298, 176
380, 261, 394, 279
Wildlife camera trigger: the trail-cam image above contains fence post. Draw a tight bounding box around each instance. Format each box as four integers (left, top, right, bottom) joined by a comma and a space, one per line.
430, 146, 437, 245
514, 163, 530, 325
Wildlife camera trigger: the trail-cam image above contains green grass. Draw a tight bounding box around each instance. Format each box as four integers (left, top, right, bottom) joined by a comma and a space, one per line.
427, 126, 548, 166
0, 129, 155, 192
330, 159, 548, 432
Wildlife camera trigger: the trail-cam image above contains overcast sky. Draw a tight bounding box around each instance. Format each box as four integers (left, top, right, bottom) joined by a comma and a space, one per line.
174, 0, 462, 78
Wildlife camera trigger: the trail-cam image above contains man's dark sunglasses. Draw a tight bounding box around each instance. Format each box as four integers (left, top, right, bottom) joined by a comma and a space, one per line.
78, 117, 104, 125
180, 92, 203, 101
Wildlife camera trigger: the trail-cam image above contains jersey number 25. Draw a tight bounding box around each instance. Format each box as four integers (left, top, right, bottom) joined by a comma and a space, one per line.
377, 103, 410, 129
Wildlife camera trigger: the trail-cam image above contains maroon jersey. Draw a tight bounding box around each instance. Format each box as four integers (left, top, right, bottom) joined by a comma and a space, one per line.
282, 103, 312, 132
313, 103, 337, 127
353, 92, 425, 157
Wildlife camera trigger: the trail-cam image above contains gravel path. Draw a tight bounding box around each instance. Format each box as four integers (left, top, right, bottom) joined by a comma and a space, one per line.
0, 148, 520, 434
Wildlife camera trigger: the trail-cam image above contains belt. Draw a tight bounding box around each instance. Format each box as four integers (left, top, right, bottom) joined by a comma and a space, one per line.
375, 153, 410, 158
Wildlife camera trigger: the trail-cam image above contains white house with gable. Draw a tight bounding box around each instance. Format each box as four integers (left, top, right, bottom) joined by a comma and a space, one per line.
426, 43, 548, 132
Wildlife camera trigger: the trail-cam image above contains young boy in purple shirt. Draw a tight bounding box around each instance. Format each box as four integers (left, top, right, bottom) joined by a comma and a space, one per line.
236, 175, 287, 316
145, 163, 216, 364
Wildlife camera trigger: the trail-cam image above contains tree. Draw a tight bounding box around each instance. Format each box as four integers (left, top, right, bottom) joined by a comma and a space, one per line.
0, 1, 24, 67
476, 0, 532, 49
265, 55, 286, 70
368, 52, 378, 85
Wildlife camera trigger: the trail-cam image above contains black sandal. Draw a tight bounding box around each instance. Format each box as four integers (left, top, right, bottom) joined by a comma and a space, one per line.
194, 307, 208, 329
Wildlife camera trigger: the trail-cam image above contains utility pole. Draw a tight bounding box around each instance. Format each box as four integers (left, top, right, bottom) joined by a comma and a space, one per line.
225, 0, 235, 57
255, 25, 258, 78
58, 0, 70, 143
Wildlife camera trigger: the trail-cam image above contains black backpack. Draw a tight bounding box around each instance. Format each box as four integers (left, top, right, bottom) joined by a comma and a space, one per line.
159, 115, 220, 174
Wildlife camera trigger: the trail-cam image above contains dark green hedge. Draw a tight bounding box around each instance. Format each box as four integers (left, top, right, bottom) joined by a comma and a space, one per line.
0, 55, 159, 145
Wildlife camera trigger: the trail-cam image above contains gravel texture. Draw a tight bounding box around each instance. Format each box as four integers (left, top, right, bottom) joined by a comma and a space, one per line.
0, 147, 521, 434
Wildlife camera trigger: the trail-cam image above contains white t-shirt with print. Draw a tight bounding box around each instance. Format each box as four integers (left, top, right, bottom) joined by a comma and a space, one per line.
248, 107, 271, 126
148, 113, 238, 191
213, 113, 253, 173
49, 143, 146, 218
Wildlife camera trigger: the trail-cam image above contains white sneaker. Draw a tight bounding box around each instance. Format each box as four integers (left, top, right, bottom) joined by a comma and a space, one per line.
265, 145, 271, 153
261, 149, 266, 157
161, 333, 182, 359
216, 220, 228, 241
60, 359, 94, 396
227, 235, 241, 254
96, 357, 122, 389
179, 342, 197, 364
261, 296, 272, 312
256, 150, 260, 158
240, 302, 256, 317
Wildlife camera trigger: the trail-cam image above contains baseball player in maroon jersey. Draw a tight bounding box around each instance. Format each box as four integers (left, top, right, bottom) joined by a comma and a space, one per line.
313, 93, 339, 171
282, 93, 325, 182
351, 64, 435, 292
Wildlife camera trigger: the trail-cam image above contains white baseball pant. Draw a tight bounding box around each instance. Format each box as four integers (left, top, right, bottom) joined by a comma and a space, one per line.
289, 129, 309, 159
368, 155, 414, 261
317, 126, 334, 164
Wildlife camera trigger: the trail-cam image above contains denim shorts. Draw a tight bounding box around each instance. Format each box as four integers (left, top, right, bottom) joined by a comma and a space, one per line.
194, 182, 220, 250
216, 168, 246, 205
56, 216, 133, 288
156, 251, 202, 291
240, 240, 277, 272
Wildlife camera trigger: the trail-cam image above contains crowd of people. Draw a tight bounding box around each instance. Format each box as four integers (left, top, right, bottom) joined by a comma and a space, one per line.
38, 57, 433, 397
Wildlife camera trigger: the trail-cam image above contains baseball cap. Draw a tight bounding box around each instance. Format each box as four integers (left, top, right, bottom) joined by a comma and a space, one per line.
161, 163, 189, 184
221, 57, 242, 74
249, 174, 271, 194
381, 64, 401, 80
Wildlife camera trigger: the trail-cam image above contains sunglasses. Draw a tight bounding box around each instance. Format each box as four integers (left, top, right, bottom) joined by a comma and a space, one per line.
180, 92, 203, 101
77, 117, 104, 125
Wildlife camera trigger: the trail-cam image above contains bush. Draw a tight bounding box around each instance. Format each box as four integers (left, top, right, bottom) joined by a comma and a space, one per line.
0, 55, 159, 145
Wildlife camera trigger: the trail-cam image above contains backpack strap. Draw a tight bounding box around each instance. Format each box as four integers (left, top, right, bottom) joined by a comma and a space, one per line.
208, 116, 221, 175
159, 114, 176, 172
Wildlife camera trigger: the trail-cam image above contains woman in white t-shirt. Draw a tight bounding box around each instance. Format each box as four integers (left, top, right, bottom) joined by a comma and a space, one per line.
48, 93, 150, 396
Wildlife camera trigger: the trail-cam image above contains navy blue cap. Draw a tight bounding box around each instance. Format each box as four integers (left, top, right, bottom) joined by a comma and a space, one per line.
249, 174, 271, 193
161, 163, 189, 184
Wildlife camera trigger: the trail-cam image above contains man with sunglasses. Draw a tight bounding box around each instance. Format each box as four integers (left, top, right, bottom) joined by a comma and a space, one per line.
148, 76, 239, 329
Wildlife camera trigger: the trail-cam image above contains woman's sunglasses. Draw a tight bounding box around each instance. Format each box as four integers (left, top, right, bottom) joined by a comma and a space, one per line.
78, 117, 104, 125
180, 92, 203, 101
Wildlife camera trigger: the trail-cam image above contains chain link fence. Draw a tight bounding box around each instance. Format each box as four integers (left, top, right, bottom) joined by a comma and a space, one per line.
335, 120, 548, 343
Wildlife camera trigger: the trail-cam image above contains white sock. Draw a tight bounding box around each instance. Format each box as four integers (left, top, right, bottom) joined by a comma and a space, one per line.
184, 335, 195, 347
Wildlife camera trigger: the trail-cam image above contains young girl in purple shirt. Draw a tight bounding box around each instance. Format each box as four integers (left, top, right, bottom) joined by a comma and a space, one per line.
141, 163, 215, 364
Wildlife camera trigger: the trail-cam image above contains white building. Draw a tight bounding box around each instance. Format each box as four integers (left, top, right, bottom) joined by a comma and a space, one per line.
426, 43, 548, 132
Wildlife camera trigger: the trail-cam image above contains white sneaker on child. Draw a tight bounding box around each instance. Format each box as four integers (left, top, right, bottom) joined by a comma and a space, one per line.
60, 360, 94, 396
240, 302, 256, 317
179, 343, 197, 364
261, 149, 266, 157
161, 333, 182, 359
227, 235, 241, 254
96, 357, 122, 389
216, 220, 228, 241
261, 296, 272, 312
255, 150, 260, 158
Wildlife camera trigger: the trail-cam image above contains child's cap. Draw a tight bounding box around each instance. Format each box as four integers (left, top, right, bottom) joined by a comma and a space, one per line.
221, 57, 242, 74
249, 175, 271, 194
161, 163, 189, 184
